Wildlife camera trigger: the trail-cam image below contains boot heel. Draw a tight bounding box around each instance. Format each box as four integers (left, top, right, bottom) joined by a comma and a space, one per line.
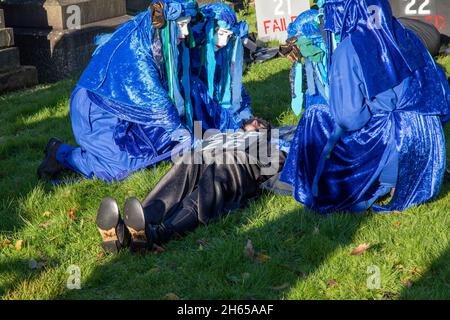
123, 197, 149, 252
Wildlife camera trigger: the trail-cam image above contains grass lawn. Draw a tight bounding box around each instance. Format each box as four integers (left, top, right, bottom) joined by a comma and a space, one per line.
0, 47, 449, 299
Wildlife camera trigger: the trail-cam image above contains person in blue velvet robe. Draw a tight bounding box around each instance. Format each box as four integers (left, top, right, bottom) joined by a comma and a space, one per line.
280, 9, 329, 116
281, 0, 449, 213
189, 2, 253, 131
38, 0, 199, 183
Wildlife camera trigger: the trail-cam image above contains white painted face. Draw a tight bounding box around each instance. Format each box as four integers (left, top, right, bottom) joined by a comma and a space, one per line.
214, 28, 234, 51
176, 16, 191, 43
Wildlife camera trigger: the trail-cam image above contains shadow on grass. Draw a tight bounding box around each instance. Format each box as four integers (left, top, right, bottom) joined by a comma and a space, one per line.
401, 246, 450, 299
0, 257, 56, 297
55, 203, 368, 300
0, 79, 76, 232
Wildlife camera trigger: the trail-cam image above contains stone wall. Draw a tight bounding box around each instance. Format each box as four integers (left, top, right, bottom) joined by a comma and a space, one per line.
0, 0, 131, 82
0, 8, 38, 94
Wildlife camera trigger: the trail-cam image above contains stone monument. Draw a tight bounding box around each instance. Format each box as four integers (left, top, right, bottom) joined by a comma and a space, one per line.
0, 0, 131, 82
0, 8, 38, 94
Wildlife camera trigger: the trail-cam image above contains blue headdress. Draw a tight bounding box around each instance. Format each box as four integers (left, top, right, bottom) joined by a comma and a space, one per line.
323, 0, 426, 99
157, 0, 199, 131
201, 2, 248, 113
77, 0, 198, 131
287, 9, 329, 116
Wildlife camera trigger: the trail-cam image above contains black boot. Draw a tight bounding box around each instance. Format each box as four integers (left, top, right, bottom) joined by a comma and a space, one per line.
37, 137, 64, 180
96, 197, 130, 254
123, 197, 154, 252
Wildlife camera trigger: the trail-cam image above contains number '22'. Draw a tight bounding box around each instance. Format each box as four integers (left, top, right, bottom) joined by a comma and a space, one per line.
404, 0, 431, 15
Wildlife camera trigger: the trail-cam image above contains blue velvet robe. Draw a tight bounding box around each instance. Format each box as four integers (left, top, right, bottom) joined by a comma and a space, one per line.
281, 36, 449, 213
56, 9, 191, 182
189, 23, 252, 131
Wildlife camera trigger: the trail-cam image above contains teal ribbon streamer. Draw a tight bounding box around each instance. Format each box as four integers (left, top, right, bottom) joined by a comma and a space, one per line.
292, 62, 304, 116
205, 18, 216, 99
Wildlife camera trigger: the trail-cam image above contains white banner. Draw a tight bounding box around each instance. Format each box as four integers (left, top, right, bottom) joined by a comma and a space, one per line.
255, 0, 311, 42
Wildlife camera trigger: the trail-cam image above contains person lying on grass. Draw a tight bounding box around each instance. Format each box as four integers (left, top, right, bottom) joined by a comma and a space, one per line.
95, 117, 293, 254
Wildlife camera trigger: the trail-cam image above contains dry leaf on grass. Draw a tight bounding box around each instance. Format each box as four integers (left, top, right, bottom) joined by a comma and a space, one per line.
351, 243, 370, 256
402, 278, 413, 288
152, 244, 165, 254
69, 208, 76, 222
244, 239, 255, 259
2, 239, 12, 247
408, 266, 422, 277
38, 222, 51, 229
393, 221, 402, 228
163, 293, 180, 300
328, 279, 338, 287
15, 240, 23, 251
255, 254, 271, 264
42, 211, 51, 217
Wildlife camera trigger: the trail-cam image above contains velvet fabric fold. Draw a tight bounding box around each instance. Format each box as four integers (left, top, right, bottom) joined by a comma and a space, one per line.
281, 1, 449, 213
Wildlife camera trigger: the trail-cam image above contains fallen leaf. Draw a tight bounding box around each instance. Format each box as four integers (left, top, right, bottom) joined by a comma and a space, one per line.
244, 239, 255, 259
69, 208, 76, 222
38, 222, 51, 229
351, 243, 370, 256
42, 211, 51, 217
271, 283, 290, 291
402, 278, 413, 288
328, 279, 338, 287
196, 239, 208, 246
255, 254, 271, 264
408, 266, 422, 277
163, 293, 179, 300
393, 221, 402, 228
2, 239, 11, 247
15, 240, 23, 251
152, 244, 165, 254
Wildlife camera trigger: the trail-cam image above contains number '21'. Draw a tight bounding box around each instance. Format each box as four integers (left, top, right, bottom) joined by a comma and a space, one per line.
274, 0, 292, 16
404, 0, 431, 15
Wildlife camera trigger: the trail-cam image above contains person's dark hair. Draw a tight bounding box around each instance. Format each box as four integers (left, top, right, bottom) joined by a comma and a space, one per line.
241, 116, 272, 142
242, 116, 272, 131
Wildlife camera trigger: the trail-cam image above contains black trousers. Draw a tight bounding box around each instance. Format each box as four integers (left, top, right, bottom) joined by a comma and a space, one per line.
141, 151, 264, 243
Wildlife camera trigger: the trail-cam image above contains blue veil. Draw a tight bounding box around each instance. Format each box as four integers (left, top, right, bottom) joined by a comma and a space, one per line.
77, 0, 198, 131
287, 9, 329, 115
199, 2, 249, 114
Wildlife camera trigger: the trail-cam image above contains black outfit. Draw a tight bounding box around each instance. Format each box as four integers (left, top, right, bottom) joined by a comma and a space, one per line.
398, 17, 442, 56
141, 137, 285, 243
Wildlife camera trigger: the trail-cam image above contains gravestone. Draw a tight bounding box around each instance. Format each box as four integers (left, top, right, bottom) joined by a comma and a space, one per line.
0, 0, 131, 82
0, 8, 38, 94
389, 0, 449, 36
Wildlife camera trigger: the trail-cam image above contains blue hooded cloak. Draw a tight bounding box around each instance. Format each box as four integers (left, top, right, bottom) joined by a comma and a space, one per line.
281, 0, 449, 213
190, 2, 252, 131
56, 0, 199, 182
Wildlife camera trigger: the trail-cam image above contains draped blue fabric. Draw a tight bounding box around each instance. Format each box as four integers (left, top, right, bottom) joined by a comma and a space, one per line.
323, 0, 426, 99
281, 0, 449, 213
59, 0, 198, 182
287, 10, 329, 115
190, 2, 252, 130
